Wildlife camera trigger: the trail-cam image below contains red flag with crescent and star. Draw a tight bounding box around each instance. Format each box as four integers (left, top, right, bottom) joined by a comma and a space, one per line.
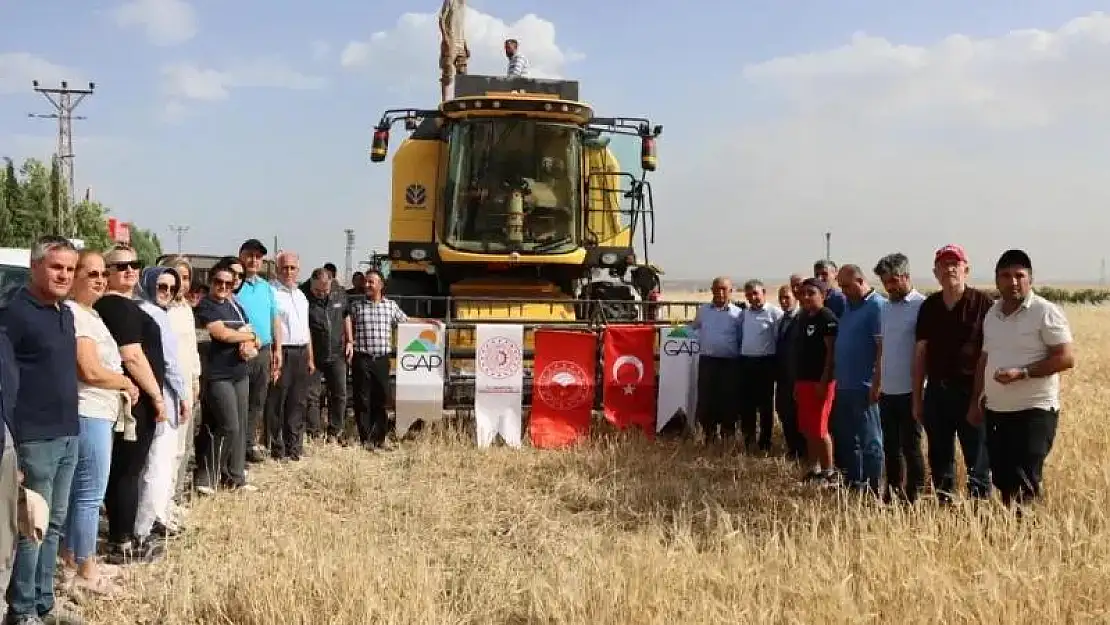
602, 325, 656, 437
530, 330, 597, 449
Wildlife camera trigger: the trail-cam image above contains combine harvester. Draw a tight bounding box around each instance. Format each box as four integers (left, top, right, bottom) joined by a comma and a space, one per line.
368, 71, 701, 416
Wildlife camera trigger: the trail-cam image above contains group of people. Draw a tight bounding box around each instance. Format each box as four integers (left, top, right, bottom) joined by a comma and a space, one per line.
692, 245, 1075, 509
0, 235, 415, 624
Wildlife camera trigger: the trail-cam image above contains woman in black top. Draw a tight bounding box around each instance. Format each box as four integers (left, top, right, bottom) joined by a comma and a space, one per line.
95, 245, 167, 563
793, 278, 839, 485
193, 266, 259, 493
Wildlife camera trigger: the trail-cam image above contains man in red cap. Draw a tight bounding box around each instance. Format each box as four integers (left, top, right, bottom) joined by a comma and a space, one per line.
912, 243, 994, 503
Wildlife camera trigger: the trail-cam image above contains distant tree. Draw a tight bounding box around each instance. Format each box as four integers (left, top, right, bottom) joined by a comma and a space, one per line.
129, 227, 163, 266
72, 200, 112, 252
0, 159, 16, 242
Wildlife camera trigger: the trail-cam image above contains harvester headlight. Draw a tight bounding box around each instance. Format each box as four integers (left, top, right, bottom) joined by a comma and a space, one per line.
600, 252, 619, 265
410, 249, 428, 261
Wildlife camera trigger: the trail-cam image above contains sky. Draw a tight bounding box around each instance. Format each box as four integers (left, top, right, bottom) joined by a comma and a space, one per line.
3, 0, 1110, 282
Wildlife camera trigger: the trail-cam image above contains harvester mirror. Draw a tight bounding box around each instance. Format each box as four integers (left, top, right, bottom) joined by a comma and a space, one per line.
404, 116, 419, 131
370, 126, 390, 163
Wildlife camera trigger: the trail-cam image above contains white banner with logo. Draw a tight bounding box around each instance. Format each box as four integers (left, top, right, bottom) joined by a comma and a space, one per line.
394, 322, 446, 437
656, 325, 699, 432
474, 324, 524, 448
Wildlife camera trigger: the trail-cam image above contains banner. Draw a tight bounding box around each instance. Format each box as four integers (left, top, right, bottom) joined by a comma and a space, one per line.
394, 323, 446, 437
602, 325, 656, 437
474, 324, 524, 447
530, 330, 597, 449
657, 326, 699, 432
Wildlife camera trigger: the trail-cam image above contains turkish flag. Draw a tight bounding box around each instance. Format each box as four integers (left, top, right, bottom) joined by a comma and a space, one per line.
602, 325, 656, 437
530, 330, 597, 449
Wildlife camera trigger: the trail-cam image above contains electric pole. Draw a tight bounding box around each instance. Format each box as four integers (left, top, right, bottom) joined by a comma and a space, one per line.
28, 80, 95, 236
824, 232, 832, 261
168, 225, 189, 254
344, 229, 355, 285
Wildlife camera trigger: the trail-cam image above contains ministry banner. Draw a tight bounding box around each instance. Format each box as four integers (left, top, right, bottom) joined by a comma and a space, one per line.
657, 325, 699, 432
474, 323, 524, 448
530, 330, 597, 449
394, 323, 446, 437
602, 325, 657, 437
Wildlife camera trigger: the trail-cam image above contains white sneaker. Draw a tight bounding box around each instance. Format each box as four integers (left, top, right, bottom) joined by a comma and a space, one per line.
195, 485, 215, 496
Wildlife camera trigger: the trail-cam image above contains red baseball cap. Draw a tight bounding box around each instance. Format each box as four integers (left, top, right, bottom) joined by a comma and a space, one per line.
934, 244, 968, 264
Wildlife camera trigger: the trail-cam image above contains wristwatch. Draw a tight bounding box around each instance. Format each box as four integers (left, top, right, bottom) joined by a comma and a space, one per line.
1020, 367, 1030, 380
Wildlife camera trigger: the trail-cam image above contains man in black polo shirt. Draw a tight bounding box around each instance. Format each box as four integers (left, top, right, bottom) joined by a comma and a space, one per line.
913, 244, 993, 503
0, 236, 83, 624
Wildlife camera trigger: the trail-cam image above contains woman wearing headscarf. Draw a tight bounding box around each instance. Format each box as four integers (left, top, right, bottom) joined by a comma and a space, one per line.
59, 250, 138, 595
95, 245, 167, 564
158, 256, 201, 529
134, 267, 189, 542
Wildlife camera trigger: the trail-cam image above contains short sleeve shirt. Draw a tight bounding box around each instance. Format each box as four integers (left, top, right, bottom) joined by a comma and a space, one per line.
347, 297, 408, 357
195, 296, 250, 381
236, 277, 278, 347
67, 301, 124, 421
795, 307, 838, 382
983, 292, 1073, 413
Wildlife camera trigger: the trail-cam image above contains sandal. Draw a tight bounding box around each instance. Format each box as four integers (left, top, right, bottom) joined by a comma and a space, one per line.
69, 573, 123, 597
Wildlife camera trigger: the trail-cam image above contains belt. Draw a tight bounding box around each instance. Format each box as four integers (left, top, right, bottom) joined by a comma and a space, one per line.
283, 344, 308, 350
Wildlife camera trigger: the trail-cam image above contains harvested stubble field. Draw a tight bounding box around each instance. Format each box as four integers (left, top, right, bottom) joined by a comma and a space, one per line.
88, 304, 1110, 625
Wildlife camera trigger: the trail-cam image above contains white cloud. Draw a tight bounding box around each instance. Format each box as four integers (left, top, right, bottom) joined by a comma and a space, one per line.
655, 11, 1110, 281
340, 8, 583, 88
159, 58, 326, 119
114, 0, 198, 47
0, 53, 83, 94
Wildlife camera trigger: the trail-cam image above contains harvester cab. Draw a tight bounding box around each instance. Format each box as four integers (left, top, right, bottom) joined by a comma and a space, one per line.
369, 74, 662, 324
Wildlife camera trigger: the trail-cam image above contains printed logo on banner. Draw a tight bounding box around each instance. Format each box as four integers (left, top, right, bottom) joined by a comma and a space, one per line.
661, 326, 699, 356
477, 335, 523, 384
536, 360, 592, 410
399, 328, 443, 372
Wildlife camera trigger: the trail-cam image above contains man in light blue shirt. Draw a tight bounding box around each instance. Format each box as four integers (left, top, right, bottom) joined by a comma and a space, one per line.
236, 239, 282, 463
689, 277, 743, 443
872, 253, 926, 503
832, 264, 886, 493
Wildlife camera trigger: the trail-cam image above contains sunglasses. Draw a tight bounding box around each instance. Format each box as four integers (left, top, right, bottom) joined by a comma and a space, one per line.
156, 283, 177, 293
110, 260, 143, 271
85, 270, 106, 279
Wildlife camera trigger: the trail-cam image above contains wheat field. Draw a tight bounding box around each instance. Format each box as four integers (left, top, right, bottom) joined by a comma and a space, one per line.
82, 304, 1110, 625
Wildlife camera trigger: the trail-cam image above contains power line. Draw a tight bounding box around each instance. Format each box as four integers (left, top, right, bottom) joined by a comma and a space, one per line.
28, 80, 95, 236
168, 225, 189, 254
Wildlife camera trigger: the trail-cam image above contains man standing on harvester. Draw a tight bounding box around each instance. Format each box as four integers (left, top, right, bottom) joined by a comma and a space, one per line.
438, 0, 470, 102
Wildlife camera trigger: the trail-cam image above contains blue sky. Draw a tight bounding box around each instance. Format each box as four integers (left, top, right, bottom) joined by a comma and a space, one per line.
3, 1, 1110, 282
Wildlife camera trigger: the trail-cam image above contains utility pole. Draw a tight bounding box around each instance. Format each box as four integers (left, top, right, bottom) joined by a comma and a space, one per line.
344, 229, 355, 285
28, 80, 95, 236
1101, 257, 1106, 287
824, 232, 832, 261
168, 225, 189, 254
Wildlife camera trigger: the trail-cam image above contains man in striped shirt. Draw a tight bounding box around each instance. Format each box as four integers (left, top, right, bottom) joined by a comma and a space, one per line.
504, 39, 529, 77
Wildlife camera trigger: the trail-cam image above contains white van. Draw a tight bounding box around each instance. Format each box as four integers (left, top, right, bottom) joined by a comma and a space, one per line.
0, 248, 30, 305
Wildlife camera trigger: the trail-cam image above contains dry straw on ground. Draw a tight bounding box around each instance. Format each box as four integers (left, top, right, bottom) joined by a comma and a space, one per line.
86, 305, 1110, 625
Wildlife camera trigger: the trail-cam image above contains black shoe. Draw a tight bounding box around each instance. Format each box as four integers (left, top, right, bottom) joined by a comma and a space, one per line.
151, 521, 182, 539
246, 448, 266, 464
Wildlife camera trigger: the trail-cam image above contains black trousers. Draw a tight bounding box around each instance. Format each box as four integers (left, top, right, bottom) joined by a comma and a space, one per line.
696, 356, 739, 441
739, 355, 776, 448
305, 358, 348, 438
245, 345, 272, 450
985, 407, 1058, 506
265, 346, 312, 458
879, 393, 926, 502
924, 381, 992, 500
105, 413, 155, 544
195, 376, 248, 489
775, 376, 805, 458
351, 352, 392, 446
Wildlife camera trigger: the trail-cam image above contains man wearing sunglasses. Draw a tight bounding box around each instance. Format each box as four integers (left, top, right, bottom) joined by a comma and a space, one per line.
236, 240, 281, 464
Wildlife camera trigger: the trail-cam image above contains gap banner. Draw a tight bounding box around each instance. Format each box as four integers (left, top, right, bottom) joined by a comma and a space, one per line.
394, 323, 446, 437
602, 325, 657, 437
474, 324, 524, 447
657, 325, 699, 432
530, 330, 597, 449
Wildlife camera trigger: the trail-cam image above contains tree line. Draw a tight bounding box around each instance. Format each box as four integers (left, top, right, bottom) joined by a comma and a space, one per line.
0, 157, 162, 264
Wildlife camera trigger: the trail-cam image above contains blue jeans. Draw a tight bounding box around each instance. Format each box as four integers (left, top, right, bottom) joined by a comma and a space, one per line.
63, 418, 114, 564
6, 436, 78, 618
831, 389, 884, 492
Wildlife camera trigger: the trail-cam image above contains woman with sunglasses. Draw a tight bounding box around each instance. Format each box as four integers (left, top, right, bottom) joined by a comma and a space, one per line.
59, 251, 138, 595
134, 267, 189, 542
193, 265, 259, 494
95, 246, 168, 564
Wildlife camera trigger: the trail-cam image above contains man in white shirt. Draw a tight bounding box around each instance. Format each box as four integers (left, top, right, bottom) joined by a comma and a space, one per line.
504, 39, 529, 78
872, 253, 927, 503
738, 279, 784, 451
973, 249, 1074, 508
266, 251, 315, 461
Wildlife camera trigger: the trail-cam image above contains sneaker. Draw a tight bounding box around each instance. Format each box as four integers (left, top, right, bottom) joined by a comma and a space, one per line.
134, 536, 166, 563
800, 470, 824, 484
151, 520, 182, 538
195, 485, 215, 496
819, 471, 841, 489
6, 615, 45, 624
40, 604, 85, 625
233, 483, 258, 493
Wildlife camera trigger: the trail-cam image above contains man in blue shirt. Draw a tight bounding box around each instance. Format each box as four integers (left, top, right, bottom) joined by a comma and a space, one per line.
872, 253, 926, 503
689, 277, 743, 443
831, 264, 886, 493
0, 236, 83, 624
814, 259, 848, 318
236, 239, 282, 463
